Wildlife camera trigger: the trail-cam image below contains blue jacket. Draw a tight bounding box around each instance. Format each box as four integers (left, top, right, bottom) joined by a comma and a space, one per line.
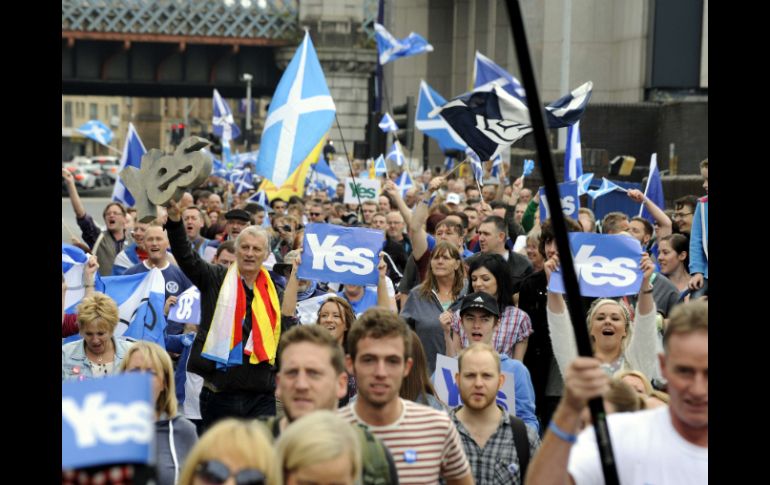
689, 197, 708, 278
500, 353, 540, 434
165, 333, 196, 406
62, 337, 135, 381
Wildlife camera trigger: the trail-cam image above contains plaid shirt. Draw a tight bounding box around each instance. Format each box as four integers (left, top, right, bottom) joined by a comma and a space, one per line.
451, 305, 534, 357
450, 407, 540, 485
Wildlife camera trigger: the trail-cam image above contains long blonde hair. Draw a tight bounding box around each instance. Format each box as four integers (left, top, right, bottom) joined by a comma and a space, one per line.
119, 341, 177, 417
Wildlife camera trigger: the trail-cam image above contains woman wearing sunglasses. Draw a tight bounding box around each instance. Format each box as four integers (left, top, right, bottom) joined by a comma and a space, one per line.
120, 341, 198, 485
178, 419, 277, 485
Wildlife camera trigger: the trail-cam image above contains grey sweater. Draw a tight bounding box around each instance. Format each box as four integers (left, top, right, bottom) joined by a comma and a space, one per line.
155, 415, 198, 485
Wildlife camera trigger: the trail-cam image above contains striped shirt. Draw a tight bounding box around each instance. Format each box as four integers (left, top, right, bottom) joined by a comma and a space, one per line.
339, 399, 471, 484
451, 305, 534, 357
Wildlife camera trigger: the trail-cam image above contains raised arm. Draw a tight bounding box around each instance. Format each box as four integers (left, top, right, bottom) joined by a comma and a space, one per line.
627, 189, 672, 239
409, 177, 444, 260
544, 255, 579, 376
376, 253, 396, 311
62, 168, 87, 219
383, 180, 413, 228
82, 255, 99, 298
281, 255, 302, 317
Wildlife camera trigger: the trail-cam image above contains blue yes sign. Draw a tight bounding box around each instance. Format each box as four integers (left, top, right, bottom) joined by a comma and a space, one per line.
298, 223, 382, 286
539, 180, 579, 221
549, 233, 644, 297
62, 373, 154, 470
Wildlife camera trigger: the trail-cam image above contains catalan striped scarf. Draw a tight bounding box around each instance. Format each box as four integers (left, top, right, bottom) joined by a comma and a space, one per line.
202, 264, 280, 369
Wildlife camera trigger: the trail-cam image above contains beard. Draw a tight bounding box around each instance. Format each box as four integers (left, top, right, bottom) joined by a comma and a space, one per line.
459, 388, 498, 411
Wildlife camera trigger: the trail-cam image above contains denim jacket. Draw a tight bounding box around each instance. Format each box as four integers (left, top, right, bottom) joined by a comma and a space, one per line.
62, 337, 135, 381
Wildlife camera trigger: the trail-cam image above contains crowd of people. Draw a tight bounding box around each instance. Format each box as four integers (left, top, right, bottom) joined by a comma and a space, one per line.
62, 156, 708, 484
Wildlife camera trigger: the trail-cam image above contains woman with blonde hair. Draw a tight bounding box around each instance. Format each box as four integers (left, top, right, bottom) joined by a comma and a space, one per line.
62, 293, 135, 380
120, 341, 198, 485
615, 369, 654, 397
276, 411, 361, 485
178, 419, 277, 485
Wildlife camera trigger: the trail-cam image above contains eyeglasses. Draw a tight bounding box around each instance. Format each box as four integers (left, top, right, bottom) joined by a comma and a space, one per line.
310, 212, 323, 217
195, 460, 265, 485
279, 225, 295, 232
672, 212, 693, 219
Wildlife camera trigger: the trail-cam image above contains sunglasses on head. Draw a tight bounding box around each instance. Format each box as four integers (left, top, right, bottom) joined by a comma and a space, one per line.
195, 460, 265, 485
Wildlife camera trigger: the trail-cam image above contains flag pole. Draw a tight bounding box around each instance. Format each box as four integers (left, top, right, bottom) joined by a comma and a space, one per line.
503, 1, 620, 483
334, 116, 366, 221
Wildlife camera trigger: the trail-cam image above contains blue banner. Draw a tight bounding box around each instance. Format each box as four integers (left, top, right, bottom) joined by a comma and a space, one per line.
62, 373, 154, 470
549, 233, 644, 297
298, 223, 381, 286
539, 180, 580, 221
168, 286, 201, 325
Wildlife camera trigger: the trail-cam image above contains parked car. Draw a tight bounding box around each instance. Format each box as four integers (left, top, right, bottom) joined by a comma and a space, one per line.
90, 156, 120, 185
62, 163, 97, 194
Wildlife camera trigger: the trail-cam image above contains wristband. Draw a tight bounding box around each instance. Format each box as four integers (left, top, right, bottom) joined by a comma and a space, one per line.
84, 284, 94, 288
642, 286, 654, 294
548, 421, 577, 443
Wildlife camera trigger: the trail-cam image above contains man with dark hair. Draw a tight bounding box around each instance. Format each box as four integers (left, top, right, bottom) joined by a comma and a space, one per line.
673, 195, 698, 235
525, 301, 707, 485
361, 200, 379, 226
339, 308, 474, 485
212, 240, 236, 268
332, 183, 345, 203
470, 215, 532, 293
308, 201, 327, 224
270, 197, 288, 215
182, 206, 212, 258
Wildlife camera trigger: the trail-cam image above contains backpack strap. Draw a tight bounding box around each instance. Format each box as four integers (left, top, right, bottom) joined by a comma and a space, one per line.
354, 423, 396, 485
509, 415, 530, 480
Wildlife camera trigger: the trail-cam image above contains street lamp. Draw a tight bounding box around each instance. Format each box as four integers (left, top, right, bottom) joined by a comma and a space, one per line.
241, 73, 253, 149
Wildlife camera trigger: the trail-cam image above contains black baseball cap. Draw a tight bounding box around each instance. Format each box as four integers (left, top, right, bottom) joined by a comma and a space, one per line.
459, 292, 500, 317
224, 209, 252, 223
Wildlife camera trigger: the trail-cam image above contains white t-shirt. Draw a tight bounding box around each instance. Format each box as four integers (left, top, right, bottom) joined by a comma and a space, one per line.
569, 406, 708, 485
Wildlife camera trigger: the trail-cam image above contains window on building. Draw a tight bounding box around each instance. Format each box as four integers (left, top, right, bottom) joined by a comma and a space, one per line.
64, 102, 73, 127
89, 103, 98, 119
111, 104, 119, 117
76, 102, 84, 117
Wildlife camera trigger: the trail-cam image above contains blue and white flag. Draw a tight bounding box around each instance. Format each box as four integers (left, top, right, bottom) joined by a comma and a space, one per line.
522, 159, 535, 177
548, 233, 644, 297
545, 82, 593, 128
577, 172, 594, 196
386, 141, 406, 166
211, 156, 229, 179
101, 269, 168, 348
396, 170, 414, 197
212, 88, 241, 141
221, 137, 233, 166
62, 373, 154, 469
434, 354, 517, 414
587, 177, 627, 199
311, 157, 340, 189
373, 154, 388, 176
491, 154, 503, 178
433, 82, 593, 161
233, 171, 254, 194
564, 121, 583, 181
232, 150, 259, 169
444, 155, 455, 172
167, 286, 201, 326
539, 180, 580, 221
416, 80, 467, 152
378, 113, 398, 133
256, 31, 336, 187
639, 153, 664, 224
63, 244, 94, 314
374, 23, 434, 65
473, 51, 526, 101
78, 120, 114, 145
466, 148, 485, 183
297, 223, 382, 286
112, 124, 146, 207
248, 190, 271, 228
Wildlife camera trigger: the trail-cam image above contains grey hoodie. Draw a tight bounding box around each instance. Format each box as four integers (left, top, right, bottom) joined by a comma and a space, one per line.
155, 415, 198, 485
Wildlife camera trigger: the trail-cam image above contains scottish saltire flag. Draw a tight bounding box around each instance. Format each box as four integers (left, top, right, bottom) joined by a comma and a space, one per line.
548, 233, 644, 297
386, 141, 406, 166
522, 159, 535, 177
248, 190, 271, 228
78, 120, 114, 145
256, 32, 336, 187
545, 82, 593, 128
577, 172, 594, 196
211, 156, 229, 179
587, 177, 627, 199
311, 157, 340, 189
233, 150, 259, 169
212, 89, 241, 141
473, 51, 526, 101
466, 148, 485, 183
416, 80, 467, 152
640, 153, 664, 224
433, 83, 533, 161
491, 154, 503, 178
444, 155, 455, 172
101, 269, 168, 349
397, 171, 414, 196
564, 121, 583, 181
62, 373, 154, 469
374, 23, 434, 65
63, 244, 96, 314
234, 171, 254, 194
373, 154, 388, 176
379, 113, 398, 133
112, 123, 146, 207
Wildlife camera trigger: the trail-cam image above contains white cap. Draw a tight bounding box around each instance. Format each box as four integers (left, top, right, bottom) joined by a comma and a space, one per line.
445, 193, 462, 205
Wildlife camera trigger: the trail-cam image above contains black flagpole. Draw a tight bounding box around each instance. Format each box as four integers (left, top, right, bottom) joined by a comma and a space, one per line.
503, 1, 620, 484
